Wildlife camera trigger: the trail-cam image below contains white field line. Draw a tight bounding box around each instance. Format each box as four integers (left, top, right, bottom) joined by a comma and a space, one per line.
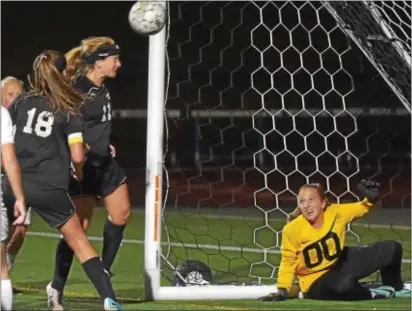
130, 210, 411, 231
27, 231, 412, 264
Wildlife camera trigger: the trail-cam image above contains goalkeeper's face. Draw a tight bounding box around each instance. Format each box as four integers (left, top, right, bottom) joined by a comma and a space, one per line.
297, 187, 327, 223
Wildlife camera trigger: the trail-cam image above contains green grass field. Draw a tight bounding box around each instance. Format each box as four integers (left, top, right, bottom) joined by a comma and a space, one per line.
10, 208, 411, 310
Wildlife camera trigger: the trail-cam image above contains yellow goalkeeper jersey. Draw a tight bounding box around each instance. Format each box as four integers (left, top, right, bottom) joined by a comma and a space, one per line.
277, 199, 373, 293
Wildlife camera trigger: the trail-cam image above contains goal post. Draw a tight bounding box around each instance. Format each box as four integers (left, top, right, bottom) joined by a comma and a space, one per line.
144, 25, 166, 300
143, 6, 279, 301
143, 1, 411, 301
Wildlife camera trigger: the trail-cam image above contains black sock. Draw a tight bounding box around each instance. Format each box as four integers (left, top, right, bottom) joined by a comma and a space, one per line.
82, 256, 116, 301
102, 219, 125, 271
51, 239, 74, 292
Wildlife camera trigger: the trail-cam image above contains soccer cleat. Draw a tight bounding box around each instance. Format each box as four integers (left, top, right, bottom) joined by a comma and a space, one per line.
395, 288, 411, 298
46, 282, 64, 310
370, 286, 395, 299
104, 298, 123, 311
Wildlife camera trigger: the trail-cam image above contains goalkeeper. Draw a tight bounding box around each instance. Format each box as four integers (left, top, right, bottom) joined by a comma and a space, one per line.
260, 180, 410, 301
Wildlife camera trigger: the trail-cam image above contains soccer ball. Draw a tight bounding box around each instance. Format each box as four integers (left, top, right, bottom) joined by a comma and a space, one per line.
128, 1, 167, 36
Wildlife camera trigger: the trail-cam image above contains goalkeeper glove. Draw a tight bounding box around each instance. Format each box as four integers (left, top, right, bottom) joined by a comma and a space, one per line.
356, 179, 380, 203
258, 288, 287, 302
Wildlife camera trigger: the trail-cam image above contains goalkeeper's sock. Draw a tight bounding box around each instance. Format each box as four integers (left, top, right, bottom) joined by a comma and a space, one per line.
102, 219, 125, 271
51, 238, 74, 292
1, 279, 13, 310
369, 286, 395, 299
82, 256, 116, 302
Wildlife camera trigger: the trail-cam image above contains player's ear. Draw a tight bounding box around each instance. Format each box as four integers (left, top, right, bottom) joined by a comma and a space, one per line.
95, 59, 103, 69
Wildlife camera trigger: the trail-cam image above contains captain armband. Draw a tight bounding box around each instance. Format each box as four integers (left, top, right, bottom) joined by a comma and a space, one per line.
68, 132, 83, 145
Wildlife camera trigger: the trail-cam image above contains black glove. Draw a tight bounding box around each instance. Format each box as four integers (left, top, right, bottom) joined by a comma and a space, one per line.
356, 179, 380, 203
258, 288, 287, 301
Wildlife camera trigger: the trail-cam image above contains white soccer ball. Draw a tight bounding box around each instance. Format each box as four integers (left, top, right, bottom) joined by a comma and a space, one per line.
128, 1, 166, 36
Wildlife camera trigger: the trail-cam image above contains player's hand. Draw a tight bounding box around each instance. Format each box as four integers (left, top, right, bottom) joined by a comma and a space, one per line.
84, 143, 91, 154
356, 179, 380, 203
110, 144, 116, 158
72, 166, 83, 182
73, 169, 83, 182
13, 198, 26, 226
71, 163, 83, 182
258, 288, 287, 302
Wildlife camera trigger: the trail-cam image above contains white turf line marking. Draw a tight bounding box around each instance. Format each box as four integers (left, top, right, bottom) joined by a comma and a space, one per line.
27, 231, 412, 264
131, 210, 411, 231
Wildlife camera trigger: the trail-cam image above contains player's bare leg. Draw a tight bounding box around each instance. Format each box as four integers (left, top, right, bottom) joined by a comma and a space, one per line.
102, 183, 131, 272
6, 224, 27, 270
48, 212, 120, 310
76, 197, 95, 231
50, 196, 95, 306
104, 184, 130, 226
5, 224, 27, 295
59, 213, 99, 263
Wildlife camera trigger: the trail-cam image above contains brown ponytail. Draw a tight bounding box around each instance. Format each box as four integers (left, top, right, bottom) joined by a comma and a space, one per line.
28, 50, 84, 115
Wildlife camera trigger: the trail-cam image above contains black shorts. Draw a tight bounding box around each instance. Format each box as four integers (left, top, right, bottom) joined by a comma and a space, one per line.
306, 241, 403, 300
69, 157, 127, 198
2, 180, 75, 228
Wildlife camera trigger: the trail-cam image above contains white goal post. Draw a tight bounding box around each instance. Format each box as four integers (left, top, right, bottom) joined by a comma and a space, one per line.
143, 19, 277, 301
143, 1, 410, 301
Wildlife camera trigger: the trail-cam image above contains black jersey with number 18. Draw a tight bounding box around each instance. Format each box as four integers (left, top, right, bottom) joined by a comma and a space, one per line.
72, 75, 112, 159
8, 94, 83, 190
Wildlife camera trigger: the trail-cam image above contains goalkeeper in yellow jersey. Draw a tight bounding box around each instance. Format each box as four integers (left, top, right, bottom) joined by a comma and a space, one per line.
260, 180, 411, 301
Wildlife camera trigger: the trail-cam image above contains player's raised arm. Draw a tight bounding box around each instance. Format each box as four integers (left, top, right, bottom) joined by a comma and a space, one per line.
335, 179, 381, 224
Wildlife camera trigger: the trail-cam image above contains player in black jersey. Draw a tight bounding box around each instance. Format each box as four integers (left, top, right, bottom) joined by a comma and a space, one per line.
1, 50, 122, 311
47, 37, 131, 310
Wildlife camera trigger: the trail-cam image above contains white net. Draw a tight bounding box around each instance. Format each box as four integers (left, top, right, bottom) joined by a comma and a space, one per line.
160, 1, 411, 286
324, 1, 411, 110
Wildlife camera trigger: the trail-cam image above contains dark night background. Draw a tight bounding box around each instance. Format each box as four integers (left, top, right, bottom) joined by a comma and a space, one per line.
2, 1, 411, 210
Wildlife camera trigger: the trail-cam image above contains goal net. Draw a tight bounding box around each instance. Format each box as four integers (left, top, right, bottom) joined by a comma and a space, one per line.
144, 1, 411, 300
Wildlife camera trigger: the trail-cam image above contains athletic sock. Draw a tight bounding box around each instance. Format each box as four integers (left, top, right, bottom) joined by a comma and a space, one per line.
82, 256, 116, 301
51, 239, 74, 292
1, 279, 13, 310
102, 219, 125, 271
6, 252, 16, 272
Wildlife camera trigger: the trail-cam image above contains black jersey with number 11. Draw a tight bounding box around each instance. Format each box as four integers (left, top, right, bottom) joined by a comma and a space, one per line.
72, 75, 112, 158
8, 95, 83, 190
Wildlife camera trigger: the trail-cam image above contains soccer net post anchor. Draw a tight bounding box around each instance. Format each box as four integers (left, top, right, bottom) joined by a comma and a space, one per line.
143, 9, 278, 302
